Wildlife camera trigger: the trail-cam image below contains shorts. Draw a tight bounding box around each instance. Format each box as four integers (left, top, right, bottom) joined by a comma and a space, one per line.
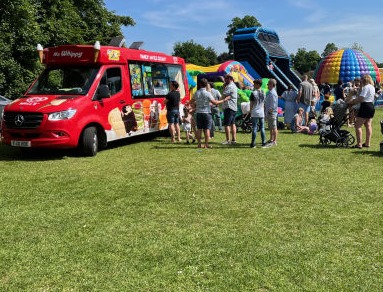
196, 113, 212, 130
357, 102, 375, 119
182, 122, 191, 131
266, 112, 278, 129
223, 108, 237, 126
166, 109, 180, 124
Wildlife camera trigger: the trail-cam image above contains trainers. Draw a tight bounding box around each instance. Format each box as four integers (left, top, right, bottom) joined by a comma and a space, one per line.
222, 140, 231, 145
262, 141, 276, 148
250, 143, 255, 148
231, 140, 237, 145
268, 141, 277, 147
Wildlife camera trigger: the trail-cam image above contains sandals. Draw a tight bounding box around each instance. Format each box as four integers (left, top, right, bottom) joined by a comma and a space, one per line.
352, 145, 362, 149
197, 145, 212, 149
362, 143, 370, 148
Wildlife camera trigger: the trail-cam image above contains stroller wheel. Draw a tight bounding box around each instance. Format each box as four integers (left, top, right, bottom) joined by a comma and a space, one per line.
320, 134, 330, 145
346, 134, 355, 146
336, 140, 344, 148
244, 126, 252, 134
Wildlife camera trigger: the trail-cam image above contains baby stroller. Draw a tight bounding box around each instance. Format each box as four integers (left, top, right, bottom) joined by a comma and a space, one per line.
235, 112, 253, 133
235, 102, 253, 133
319, 102, 355, 147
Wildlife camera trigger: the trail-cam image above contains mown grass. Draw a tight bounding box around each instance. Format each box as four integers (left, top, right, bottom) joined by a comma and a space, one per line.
1, 110, 383, 291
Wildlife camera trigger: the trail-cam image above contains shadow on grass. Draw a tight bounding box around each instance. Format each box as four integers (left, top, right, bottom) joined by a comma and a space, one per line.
151, 141, 251, 150
352, 149, 383, 157
298, 143, 338, 149
0, 131, 169, 161
0, 144, 75, 161
299, 143, 383, 156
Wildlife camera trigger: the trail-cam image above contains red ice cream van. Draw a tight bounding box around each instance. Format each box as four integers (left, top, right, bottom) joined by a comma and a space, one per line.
1, 42, 189, 156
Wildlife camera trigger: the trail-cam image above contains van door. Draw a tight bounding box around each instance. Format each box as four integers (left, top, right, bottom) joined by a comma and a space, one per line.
93, 66, 128, 141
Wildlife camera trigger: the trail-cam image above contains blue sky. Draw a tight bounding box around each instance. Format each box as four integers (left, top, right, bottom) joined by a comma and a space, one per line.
104, 0, 383, 63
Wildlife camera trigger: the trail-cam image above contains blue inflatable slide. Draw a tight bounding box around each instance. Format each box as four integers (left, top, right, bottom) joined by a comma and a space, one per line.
233, 27, 301, 95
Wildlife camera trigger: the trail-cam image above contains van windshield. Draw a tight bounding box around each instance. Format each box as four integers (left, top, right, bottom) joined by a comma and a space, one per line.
28, 66, 99, 95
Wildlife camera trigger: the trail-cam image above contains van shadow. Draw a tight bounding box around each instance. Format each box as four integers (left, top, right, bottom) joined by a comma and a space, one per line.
0, 132, 169, 161
0, 144, 76, 161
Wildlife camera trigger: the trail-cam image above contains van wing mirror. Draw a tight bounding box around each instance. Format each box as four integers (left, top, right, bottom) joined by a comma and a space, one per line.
96, 84, 111, 99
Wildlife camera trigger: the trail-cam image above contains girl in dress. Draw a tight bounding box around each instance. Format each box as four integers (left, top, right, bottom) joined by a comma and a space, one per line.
280, 84, 298, 129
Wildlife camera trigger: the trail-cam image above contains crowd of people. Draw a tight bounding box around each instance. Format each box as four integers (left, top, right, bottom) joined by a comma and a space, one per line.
165, 73, 381, 149
281, 74, 380, 148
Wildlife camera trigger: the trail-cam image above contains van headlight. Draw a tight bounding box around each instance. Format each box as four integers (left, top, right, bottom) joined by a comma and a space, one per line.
48, 109, 77, 121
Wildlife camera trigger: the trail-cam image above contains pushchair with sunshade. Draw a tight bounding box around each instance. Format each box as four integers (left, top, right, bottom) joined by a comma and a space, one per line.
235, 102, 253, 133
319, 102, 355, 147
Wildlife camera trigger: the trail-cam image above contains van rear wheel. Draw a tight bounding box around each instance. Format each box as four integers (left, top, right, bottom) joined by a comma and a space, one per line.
81, 126, 98, 156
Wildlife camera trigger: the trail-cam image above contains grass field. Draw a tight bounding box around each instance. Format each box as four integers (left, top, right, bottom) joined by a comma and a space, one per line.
1, 110, 383, 291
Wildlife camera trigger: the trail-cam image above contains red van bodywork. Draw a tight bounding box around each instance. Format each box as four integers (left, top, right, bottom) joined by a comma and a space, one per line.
1, 44, 189, 155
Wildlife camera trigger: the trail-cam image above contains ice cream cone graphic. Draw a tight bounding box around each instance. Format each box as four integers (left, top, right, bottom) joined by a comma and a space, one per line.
94, 41, 100, 62
36, 44, 43, 63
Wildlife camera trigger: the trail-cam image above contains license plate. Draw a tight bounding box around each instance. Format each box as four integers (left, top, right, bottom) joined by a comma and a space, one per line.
11, 140, 31, 147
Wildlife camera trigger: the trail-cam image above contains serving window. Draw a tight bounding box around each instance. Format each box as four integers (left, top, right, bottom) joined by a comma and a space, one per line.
128, 62, 184, 99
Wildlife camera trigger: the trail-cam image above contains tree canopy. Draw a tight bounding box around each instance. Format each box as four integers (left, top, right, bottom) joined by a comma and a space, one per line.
225, 16, 261, 57
0, 0, 134, 98
291, 48, 321, 75
321, 43, 338, 58
172, 40, 218, 66
0, 5, 380, 99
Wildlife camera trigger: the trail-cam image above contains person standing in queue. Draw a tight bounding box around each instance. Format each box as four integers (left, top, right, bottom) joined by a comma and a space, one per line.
249, 79, 266, 148
221, 75, 238, 145
192, 78, 225, 148
350, 74, 375, 149
263, 78, 278, 147
296, 75, 313, 125
164, 80, 181, 143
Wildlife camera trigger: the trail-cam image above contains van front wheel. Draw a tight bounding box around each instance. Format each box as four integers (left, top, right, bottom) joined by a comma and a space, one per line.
81, 126, 98, 156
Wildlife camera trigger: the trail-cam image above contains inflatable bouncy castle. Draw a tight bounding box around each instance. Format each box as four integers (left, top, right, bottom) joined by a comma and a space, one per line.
186, 60, 260, 88
314, 49, 381, 84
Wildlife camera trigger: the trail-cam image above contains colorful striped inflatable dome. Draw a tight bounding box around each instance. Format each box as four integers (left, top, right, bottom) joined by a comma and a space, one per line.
314, 49, 380, 84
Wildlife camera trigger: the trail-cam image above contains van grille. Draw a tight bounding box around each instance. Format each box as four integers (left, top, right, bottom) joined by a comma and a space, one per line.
3, 112, 44, 129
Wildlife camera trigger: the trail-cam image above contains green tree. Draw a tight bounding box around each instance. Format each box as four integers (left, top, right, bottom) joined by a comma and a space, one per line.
321, 43, 338, 58
350, 42, 363, 52
291, 48, 321, 75
172, 40, 218, 66
225, 15, 262, 57
0, 0, 134, 98
217, 52, 232, 63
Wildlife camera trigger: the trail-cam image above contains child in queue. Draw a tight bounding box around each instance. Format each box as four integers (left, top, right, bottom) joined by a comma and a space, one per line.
181, 101, 195, 144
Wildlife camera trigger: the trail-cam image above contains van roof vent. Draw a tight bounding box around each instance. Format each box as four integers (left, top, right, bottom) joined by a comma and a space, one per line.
129, 42, 144, 50
109, 36, 126, 47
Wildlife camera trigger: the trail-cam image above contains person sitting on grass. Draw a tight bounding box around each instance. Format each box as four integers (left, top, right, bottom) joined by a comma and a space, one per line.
291, 107, 310, 134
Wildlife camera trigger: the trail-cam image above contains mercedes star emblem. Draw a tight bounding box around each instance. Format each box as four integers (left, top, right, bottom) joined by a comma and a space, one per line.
14, 114, 25, 126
